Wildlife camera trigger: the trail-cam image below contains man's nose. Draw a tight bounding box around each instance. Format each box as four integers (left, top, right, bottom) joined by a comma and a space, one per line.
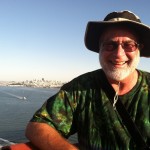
114, 44, 126, 57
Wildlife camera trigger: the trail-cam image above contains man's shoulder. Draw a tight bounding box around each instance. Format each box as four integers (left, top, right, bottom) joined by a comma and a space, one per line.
138, 69, 150, 76
61, 69, 104, 90
138, 69, 150, 84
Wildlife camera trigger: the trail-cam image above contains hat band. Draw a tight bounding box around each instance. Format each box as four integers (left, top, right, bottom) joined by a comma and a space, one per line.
108, 17, 133, 22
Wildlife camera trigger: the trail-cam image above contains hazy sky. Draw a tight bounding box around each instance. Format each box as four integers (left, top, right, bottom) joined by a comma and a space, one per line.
0, 0, 150, 82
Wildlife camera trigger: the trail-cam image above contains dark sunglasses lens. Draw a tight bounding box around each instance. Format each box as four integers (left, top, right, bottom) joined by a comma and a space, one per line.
123, 42, 137, 52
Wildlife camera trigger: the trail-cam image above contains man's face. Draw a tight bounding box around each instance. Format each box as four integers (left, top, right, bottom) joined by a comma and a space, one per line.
99, 26, 140, 81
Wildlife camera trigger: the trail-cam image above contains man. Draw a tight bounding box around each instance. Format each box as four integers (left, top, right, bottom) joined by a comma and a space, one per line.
25, 10, 150, 150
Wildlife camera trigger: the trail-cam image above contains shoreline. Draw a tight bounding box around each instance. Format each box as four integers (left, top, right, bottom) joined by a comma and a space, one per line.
0, 80, 66, 88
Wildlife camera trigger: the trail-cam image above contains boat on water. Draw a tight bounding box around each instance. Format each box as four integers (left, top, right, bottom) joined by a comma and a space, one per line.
20, 97, 27, 100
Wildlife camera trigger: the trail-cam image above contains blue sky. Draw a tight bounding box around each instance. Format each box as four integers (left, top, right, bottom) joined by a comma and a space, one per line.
0, 0, 150, 82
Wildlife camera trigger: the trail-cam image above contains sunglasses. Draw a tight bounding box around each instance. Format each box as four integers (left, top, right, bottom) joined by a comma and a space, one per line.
101, 41, 140, 52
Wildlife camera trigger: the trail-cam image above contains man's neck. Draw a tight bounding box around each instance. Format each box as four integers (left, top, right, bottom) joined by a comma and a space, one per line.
108, 70, 139, 95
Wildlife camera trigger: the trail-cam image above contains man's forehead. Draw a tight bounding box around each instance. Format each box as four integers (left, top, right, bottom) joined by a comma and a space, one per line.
100, 26, 139, 41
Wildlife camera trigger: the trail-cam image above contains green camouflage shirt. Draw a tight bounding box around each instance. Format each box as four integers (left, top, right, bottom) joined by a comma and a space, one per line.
31, 69, 150, 150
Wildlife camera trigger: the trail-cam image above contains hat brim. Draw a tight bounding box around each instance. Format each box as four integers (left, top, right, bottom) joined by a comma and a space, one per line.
84, 20, 150, 57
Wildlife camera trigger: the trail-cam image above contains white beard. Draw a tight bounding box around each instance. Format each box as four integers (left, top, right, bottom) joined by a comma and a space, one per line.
99, 51, 140, 81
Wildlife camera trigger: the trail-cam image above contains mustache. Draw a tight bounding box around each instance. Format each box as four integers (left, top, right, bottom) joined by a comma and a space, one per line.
99, 52, 140, 81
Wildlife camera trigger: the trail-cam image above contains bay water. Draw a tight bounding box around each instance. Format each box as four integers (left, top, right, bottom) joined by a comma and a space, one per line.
0, 86, 77, 147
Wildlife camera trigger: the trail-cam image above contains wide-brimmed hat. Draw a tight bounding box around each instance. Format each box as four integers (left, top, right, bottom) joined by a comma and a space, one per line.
84, 10, 150, 57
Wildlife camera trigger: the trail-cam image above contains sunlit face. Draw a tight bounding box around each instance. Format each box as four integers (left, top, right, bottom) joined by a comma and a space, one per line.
99, 26, 140, 81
